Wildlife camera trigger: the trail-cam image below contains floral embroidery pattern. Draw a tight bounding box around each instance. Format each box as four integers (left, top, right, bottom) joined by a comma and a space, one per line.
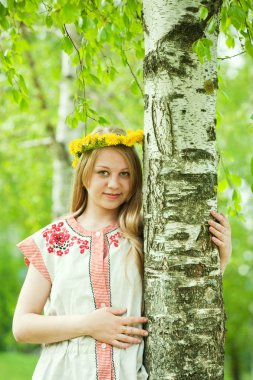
42, 222, 90, 256
109, 231, 121, 247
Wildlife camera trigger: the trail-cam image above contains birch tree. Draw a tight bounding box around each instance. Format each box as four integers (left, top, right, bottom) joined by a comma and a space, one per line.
1, 0, 253, 374
142, 1, 225, 379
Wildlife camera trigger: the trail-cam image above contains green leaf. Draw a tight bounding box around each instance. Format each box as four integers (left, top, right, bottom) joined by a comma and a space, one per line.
251, 184, 253, 194
66, 115, 78, 129
207, 16, 217, 34
136, 46, 144, 59
98, 116, 110, 125
89, 73, 101, 85
61, 36, 73, 55
230, 174, 242, 187
123, 13, 130, 27
226, 36, 235, 48
232, 189, 242, 203
6, 69, 15, 85
250, 114, 253, 120
199, 6, 208, 20
130, 80, 139, 95
97, 27, 107, 42
60, 4, 81, 24
192, 38, 213, 63
20, 97, 29, 111
12, 89, 21, 104
18, 74, 28, 96
229, 4, 246, 29
0, 3, 9, 30
245, 39, 253, 58
45, 15, 53, 28
218, 179, 228, 192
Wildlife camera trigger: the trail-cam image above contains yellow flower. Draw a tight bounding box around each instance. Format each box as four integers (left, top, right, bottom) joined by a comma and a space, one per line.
72, 156, 79, 168
69, 129, 144, 167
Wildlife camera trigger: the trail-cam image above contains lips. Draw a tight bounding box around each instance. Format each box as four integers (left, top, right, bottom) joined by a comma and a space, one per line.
103, 193, 121, 199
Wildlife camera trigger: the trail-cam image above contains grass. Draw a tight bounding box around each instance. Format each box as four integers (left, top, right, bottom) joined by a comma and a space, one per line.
0, 352, 39, 380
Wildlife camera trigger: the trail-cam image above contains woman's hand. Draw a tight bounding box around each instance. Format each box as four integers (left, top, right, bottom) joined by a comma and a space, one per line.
208, 210, 232, 274
83, 307, 148, 349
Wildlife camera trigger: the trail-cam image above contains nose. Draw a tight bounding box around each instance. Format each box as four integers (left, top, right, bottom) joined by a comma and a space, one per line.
107, 174, 119, 189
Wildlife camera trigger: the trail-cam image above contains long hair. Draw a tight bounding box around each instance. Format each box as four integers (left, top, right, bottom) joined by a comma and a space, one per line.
70, 126, 144, 277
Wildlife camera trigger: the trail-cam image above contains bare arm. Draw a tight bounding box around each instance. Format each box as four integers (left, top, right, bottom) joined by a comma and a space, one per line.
12, 264, 148, 348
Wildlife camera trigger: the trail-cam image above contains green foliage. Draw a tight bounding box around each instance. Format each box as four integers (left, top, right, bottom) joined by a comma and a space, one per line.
198, 6, 209, 21
220, 0, 253, 57
0, 352, 38, 379
217, 56, 253, 378
0, 1, 252, 378
0, 0, 144, 131
192, 38, 213, 63
194, 1, 253, 62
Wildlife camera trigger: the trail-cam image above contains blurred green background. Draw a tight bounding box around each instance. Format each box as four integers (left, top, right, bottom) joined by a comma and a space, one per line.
0, 21, 253, 380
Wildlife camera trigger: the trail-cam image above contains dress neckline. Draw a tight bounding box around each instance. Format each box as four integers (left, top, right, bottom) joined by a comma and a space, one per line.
66, 216, 119, 235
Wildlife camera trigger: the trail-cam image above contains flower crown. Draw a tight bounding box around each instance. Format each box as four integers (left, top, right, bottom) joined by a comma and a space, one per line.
69, 129, 144, 168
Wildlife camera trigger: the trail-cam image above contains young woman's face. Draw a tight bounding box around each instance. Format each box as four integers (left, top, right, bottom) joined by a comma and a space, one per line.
85, 148, 132, 213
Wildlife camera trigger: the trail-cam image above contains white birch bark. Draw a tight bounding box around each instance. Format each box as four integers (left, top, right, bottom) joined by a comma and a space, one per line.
142, 1, 225, 379
52, 52, 79, 218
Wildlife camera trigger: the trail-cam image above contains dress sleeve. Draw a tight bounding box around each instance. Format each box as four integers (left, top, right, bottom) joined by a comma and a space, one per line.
17, 236, 51, 283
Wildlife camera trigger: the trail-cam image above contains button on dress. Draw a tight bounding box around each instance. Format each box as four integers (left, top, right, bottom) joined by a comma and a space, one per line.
17, 217, 148, 380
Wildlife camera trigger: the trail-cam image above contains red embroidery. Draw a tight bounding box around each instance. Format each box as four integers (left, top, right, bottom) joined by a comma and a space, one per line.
42, 222, 90, 256
109, 231, 121, 247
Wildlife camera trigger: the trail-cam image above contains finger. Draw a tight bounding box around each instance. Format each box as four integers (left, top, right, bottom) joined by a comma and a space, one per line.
111, 340, 132, 349
121, 326, 148, 337
211, 236, 226, 247
209, 226, 224, 241
208, 220, 227, 234
122, 316, 148, 325
109, 307, 127, 316
117, 334, 142, 344
210, 210, 229, 227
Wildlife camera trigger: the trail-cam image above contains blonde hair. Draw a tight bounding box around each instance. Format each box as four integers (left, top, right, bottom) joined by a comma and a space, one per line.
70, 126, 144, 277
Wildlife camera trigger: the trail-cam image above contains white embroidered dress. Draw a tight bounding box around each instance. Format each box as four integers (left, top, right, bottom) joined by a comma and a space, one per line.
17, 217, 148, 380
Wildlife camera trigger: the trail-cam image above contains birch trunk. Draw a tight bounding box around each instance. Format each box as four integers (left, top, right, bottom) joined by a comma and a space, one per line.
142, 1, 225, 379
52, 52, 79, 218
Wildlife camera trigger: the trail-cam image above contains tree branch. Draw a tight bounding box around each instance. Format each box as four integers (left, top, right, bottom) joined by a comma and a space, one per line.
217, 50, 246, 60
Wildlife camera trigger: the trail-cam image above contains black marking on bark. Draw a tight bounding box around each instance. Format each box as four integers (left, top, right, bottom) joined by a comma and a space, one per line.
144, 94, 149, 110
151, 98, 162, 154
201, 108, 206, 112
181, 109, 186, 114
196, 88, 207, 94
196, 223, 209, 242
207, 123, 216, 141
185, 7, 199, 13
144, 49, 187, 78
141, 9, 149, 35
160, 15, 204, 49
179, 52, 196, 69
151, 97, 175, 156
163, 214, 181, 222
166, 100, 175, 156
161, 171, 217, 186
181, 148, 214, 161
169, 93, 184, 100
170, 232, 189, 241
